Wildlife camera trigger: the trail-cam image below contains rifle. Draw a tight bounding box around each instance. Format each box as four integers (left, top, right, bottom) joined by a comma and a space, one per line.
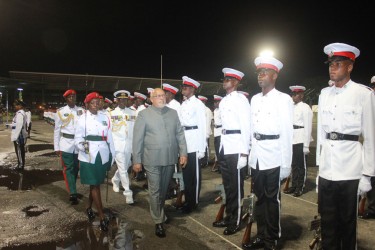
283, 174, 291, 192
308, 215, 322, 250
358, 194, 367, 216
173, 172, 184, 208
213, 184, 226, 223
241, 193, 255, 247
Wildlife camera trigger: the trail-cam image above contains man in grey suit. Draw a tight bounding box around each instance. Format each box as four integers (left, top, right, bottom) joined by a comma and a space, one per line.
132, 88, 188, 238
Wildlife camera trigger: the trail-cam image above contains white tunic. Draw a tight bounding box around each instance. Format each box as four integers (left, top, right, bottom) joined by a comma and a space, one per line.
136, 104, 146, 116
213, 108, 222, 137
166, 99, 181, 121
249, 88, 293, 170
54, 105, 84, 153
179, 95, 207, 153
11, 109, 27, 142
205, 106, 213, 138
292, 101, 313, 147
109, 107, 136, 153
316, 81, 375, 180
219, 91, 251, 155
75, 110, 115, 165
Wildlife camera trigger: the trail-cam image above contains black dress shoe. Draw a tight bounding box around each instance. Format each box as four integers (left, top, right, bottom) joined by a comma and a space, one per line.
223, 225, 240, 235
283, 187, 296, 194
359, 211, 375, 219
69, 194, 78, 205
180, 205, 192, 214
293, 190, 303, 197
155, 223, 166, 238
86, 207, 95, 221
242, 237, 265, 249
212, 219, 229, 228
100, 218, 109, 232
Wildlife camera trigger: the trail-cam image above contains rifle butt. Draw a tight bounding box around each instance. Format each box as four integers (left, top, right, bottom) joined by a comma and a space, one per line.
309, 236, 319, 249
283, 176, 290, 192
241, 221, 252, 246
358, 197, 366, 216
214, 204, 225, 222
174, 191, 184, 208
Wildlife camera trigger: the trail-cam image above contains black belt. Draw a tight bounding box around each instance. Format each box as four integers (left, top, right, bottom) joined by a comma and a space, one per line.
222, 129, 241, 135
326, 132, 359, 141
253, 133, 280, 140
293, 125, 304, 129
214, 125, 222, 128
12, 126, 16, 129
184, 126, 198, 131
62, 133, 75, 139
85, 135, 107, 141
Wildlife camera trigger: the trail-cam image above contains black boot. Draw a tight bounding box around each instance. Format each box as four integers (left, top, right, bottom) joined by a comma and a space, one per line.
86, 207, 95, 221
69, 194, 78, 205
100, 218, 109, 232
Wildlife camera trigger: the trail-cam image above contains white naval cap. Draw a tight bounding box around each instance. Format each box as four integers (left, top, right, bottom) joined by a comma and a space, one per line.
104, 97, 113, 104
213, 95, 223, 101
371, 76, 375, 84
134, 92, 147, 100
198, 95, 208, 102
113, 90, 130, 99
254, 56, 283, 72
289, 85, 306, 92
237, 91, 249, 97
182, 76, 200, 89
324, 43, 360, 61
162, 83, 179, 94
222, 68, 244, 81
147, 88, 154, 94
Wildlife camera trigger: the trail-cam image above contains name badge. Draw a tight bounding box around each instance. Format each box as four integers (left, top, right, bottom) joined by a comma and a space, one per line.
102, 121, 108, 126
77, 110, 83, 116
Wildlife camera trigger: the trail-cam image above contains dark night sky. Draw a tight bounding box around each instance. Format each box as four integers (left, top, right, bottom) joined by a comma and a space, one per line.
0, 0, 374, 93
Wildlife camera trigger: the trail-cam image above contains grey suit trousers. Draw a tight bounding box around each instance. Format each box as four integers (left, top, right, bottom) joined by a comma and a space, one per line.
144, 164, 175, 224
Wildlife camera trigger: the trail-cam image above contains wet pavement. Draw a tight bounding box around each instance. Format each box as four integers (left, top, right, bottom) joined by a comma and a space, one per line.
0, 120, 374, 250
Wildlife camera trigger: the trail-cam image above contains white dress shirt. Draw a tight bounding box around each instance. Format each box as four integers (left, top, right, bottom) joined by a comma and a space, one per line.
293, 101, 313, 147
109, 106, 136, 153
213, 108, 222, 137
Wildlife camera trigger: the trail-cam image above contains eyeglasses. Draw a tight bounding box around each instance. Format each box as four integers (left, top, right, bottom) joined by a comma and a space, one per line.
151, 94, 166, 98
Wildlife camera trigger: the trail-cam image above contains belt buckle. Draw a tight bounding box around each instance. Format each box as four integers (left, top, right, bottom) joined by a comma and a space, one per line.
330, 133, 338, 140
255, 133, 261, 140
222, 129, 226, 135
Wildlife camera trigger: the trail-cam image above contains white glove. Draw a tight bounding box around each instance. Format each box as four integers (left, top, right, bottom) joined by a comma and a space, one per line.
303, 146, 310, 155
358, 176, 372, 195
77, 143, 85, 152
237, 156, 247, 169
197, 152, 205, 159
316, 175, 319, 193
280, 167, 291, 181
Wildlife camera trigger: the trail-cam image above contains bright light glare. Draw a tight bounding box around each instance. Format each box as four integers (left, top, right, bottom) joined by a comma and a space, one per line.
17, 88, 23, 91
259, 50, 274, 57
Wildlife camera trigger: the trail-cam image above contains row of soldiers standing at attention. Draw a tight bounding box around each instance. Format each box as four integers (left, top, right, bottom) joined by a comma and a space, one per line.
51, 41, 375, 249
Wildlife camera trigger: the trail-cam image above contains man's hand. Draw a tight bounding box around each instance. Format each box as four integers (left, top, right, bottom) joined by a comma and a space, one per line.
133, 163, 143, 173
55, 151, 61, 157
179, 156, 188, 168
358, 176, 372, 195
197, 152, 205, 159
280, 167, 291, 181
237, 156, 248, 169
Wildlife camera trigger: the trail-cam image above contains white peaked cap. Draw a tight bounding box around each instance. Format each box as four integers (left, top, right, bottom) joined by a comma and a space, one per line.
113, 90, 130, 98
371, 76, 375, 84
289, 85, 306, 92
254, 56, 283, 72
324, 43, 360, 61
213, 95, 223, 101
222, 68, 244, 80
134, 92, 147, 100
328, 80, 335, 86
182, 76, 200, 88
162, 83, 179, 94
198, 95, 208, 101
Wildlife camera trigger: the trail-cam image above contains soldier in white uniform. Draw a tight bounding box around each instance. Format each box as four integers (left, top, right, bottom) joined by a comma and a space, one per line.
25, 107, 32, 138
179, 76, 207, 214
11, 99, 28, 171
163, 83, 181, 112
54, 89, 84, 205
212, 68, 251, 236
110, 90, 136, 204
134, 92, 147, 116
316, 43, 375, 249
245, 57, 293, 250
198, 95, 213, 168
75, 92, 115, 232
212, 95, 223, 172
283, 85, 313, 197
360, 76, 375, 220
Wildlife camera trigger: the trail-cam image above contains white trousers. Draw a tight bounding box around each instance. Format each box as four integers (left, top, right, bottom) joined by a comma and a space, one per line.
112, 151, 132, 196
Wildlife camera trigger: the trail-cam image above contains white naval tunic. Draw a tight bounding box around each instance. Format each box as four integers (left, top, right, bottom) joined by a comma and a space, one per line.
136, 104, 146, 116
213, 108, 222, 137
249, 88, 293, 170
179, 95, 207, 153
166, 99, 181, 121
11, 109, 27, 142
75, 110, 115, 165
219, 91, 251, 155
204, 106, 213, 139
293, 101, 313, 147
109, 107, 136, 153
54, 105, 84, 153
316, 81, 375, 180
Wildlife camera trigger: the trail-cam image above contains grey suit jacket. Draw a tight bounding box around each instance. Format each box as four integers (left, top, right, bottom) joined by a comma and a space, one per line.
132, 105, 187, 166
